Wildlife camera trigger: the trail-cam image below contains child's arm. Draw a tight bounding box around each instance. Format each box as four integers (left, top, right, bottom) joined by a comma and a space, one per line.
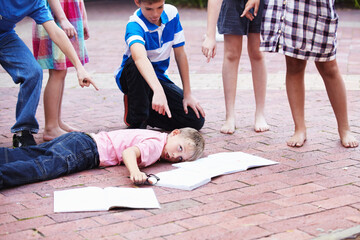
240, 0, 260, 20
81, 1, 90, 40
47, 0, 78, 39
174, 46, 205, 118
201, 0, 223, 62
42, 20, 98, 90
122, 146, 148, 184
130, 43, 172, 118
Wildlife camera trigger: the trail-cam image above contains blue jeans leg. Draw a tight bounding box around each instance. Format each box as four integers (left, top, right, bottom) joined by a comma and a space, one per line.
0, 132, 99, 189
0, 32, 42, 133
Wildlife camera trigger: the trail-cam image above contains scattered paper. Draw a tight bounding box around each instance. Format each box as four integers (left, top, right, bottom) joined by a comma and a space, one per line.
156, 151, 278, 190
54, 187, 160, 212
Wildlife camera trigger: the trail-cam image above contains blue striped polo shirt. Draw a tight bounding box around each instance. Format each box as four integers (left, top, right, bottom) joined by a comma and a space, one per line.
114, 4, 185, 92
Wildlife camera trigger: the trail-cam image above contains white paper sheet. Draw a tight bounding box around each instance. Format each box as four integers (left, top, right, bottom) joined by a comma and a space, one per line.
54, 187, 160, 212
155, 151, 278, 191
155, 168, 211, 191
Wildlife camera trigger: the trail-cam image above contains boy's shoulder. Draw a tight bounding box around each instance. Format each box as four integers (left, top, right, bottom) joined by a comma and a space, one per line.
164, 4, 179, 18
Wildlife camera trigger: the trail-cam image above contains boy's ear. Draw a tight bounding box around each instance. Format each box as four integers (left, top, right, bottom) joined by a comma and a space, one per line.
134, 0, 141, 7
170, 129, 180, 136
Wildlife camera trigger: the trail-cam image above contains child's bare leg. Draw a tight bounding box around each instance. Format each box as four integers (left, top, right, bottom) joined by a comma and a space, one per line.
43, 69, 67, 141
285, 56, 307, 147
248, 33, 269, 132
315, 60, 358, 148
221, 34, 242, 134
57, 82, 79, 132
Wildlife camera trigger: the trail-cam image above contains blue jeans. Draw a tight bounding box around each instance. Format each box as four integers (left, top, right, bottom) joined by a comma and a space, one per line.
0, 32, 43, 133
0, 132, 99, 189
119, 57, 205, 131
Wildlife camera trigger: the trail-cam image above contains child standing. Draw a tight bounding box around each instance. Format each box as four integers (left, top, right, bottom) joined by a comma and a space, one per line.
0, 0, 97, 148
33, 0, 90, 141
114, 0, 205, 131
202, 0, 269, 134
242, 0, 358, 148
0, 127, 205, 189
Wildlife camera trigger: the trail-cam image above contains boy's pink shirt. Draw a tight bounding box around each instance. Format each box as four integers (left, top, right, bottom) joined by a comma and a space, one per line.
91, 129, 168, 168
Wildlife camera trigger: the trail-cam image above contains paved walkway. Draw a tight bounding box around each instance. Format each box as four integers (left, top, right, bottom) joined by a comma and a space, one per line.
0, 1, 360, 239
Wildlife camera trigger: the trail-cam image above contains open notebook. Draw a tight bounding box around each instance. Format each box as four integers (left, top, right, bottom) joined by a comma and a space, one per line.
54, 187, 160, 212
155, 151, 278, 191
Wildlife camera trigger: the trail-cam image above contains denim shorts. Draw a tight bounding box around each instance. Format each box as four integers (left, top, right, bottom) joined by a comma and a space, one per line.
217, 0, 264, 35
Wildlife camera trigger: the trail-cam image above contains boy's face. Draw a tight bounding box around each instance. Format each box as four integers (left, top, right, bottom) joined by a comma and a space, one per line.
134, 0, 165, 26
161, 129, 194, 163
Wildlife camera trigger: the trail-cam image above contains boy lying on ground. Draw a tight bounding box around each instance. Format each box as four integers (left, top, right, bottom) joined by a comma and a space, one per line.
0, 128, 205, 189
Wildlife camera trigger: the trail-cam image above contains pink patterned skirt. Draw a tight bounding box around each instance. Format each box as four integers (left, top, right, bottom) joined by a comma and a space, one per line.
32, 0, 89, 70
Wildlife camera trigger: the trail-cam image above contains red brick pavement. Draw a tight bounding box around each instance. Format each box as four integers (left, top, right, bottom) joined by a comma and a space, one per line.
1, 1, 360, 240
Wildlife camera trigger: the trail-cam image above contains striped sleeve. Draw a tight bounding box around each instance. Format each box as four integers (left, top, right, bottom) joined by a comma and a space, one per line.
164, 4, 185, 48
172, 13, 185, 48
125, 21, 145, 47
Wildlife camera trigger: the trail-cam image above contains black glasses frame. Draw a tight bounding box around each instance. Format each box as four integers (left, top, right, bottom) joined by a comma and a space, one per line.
145, 173, 160, 185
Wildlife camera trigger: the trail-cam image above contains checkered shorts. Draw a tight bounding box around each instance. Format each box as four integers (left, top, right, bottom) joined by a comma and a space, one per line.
260, 0, 338, 62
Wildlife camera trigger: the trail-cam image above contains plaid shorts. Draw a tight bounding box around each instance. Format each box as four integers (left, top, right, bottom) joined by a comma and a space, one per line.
260, 0, 338, 62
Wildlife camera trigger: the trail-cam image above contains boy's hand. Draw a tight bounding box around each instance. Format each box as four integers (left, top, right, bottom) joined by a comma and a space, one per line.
152, 90, 172, 118
77, 68, 99, 90
183, 94, 205, 118
130, 171, 148, 185
240, 0, 260, 20
202, 36, 217, 63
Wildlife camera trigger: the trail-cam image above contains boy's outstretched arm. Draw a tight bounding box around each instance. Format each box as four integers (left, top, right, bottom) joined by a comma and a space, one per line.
122, 146, 148, 184
130, 43, 172, 118
174, 46, 205, 118
201, 0, 223, 62
42, 20, 98, 90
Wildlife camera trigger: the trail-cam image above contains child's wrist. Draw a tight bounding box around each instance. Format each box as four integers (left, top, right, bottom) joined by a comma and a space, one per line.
205, 32, 216, 39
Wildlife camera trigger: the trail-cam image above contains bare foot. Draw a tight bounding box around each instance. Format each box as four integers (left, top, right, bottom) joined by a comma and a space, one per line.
254, 114, 269, 132
340, 130, 358, 148
220, 118, 236, 134
60, 121, 80, 132
43, 127, 67, 141
287, 131, 307, 147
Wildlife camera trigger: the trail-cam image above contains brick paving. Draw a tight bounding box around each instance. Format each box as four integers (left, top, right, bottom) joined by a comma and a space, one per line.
0, 1, 360, 239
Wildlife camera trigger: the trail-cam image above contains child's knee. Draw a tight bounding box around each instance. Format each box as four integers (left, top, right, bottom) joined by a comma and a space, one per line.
29, 63, 43, 80
191, 116, 205, 131
286, 58, 306, 74
224, 50, 241, 62
248, 50, 263, 62
20, 63, 43, 87
316, 61, 339, 78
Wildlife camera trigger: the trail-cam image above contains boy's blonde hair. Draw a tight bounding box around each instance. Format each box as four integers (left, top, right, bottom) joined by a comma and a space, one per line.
178, 127, 205, 161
